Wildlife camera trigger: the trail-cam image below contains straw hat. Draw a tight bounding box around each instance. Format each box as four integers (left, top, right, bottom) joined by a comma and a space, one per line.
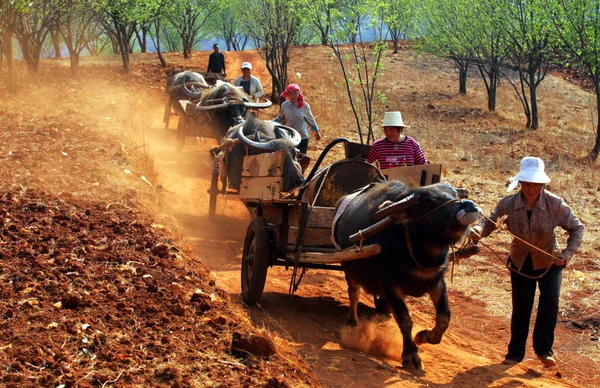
241, 62, 252, 70
382, 111, 408, 127
507, 157, 551, 191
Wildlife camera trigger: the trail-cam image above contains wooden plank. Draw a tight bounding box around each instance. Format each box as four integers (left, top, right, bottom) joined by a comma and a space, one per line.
297, 244, 381, 264
239, 177, 282, 200
242, 151, 285, 177
382, 164, 442, 186
307, 206, 336, 228
287, 227, 334, 247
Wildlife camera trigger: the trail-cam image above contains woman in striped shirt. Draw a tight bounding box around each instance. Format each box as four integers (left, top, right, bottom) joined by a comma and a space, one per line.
366, 111, 428, 169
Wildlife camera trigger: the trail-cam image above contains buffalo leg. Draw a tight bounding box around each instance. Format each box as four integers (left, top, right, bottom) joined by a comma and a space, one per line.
384, 284, 422, 370
344, 272, 361, 326
414, 279, 450, 346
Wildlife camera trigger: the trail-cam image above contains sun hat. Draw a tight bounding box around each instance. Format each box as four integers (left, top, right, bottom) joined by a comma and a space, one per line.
382, 111, 409, 127
241, 62, 252, 70
507, 157, 551, 192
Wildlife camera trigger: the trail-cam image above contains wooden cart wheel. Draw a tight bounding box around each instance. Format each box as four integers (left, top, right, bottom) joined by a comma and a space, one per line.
208, 161, 219, 219
175, 115, 187, 151
241, 217, 270, 305
163, 101, 171, 129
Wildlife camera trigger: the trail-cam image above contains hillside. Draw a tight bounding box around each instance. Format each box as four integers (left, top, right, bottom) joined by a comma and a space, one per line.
0, 44, 599, 387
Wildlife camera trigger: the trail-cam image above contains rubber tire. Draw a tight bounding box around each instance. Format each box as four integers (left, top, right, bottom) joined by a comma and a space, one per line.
175, 115, 187, 151
241, 218, 270, 305
208, 161, 219, 219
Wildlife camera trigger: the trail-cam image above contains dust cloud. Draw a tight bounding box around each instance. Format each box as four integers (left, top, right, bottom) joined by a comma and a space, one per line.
339, 314, 403, 360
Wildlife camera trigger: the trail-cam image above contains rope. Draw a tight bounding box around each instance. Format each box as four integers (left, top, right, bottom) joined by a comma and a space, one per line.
415, 198, 461, 222
476, 240, 554, 280
476, 214, 561, 279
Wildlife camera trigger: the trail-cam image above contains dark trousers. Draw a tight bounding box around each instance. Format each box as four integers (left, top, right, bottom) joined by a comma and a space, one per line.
298, 139, 309, 154
506, 256, 562, 361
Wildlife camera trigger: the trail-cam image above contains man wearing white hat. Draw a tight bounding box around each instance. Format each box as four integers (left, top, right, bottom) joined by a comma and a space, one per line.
232, 62, 263, 100
366, 111, 428, 169
471, 156, 584, 368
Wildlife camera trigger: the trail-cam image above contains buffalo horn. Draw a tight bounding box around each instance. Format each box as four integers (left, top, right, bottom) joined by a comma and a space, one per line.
194, 102, 229, 111
182, 83, 203, 99
237, 125, 277, 152
274, 125, 302, 146
244, 98, 273, 109
374, 194, 418, 221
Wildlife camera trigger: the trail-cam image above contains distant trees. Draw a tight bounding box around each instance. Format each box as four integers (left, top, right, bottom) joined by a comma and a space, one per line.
546, 0, 600, 160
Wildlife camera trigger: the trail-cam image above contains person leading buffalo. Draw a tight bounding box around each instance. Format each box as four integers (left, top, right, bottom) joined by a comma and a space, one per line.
273, 83, 320, 154
366, 111, 428, 169
232, 62, 263, 101
470, 156, 584, 368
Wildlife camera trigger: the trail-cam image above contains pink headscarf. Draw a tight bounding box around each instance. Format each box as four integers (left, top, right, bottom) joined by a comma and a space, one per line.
281, 83, 304, 108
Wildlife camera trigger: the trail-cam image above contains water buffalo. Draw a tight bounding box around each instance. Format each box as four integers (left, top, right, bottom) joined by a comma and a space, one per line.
333, 181, 482, 370
216, 116, 305, 191
167, 71, 210, 113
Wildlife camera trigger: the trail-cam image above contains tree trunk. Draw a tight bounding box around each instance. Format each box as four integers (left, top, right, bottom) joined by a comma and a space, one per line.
51, 30, 62, 58
4, 31, 17, 94
529, 81, 539, 130
454, 58, 468, 95
588, 80, 600, 161
154, 22, 166, 68
69, 51, 80, 79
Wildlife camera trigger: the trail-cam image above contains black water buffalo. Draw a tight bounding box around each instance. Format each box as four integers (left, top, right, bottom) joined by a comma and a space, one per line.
217, 116, 305, 191
187, 82, 272, 140
333, 181, 482, 370
167, 71, 210, 114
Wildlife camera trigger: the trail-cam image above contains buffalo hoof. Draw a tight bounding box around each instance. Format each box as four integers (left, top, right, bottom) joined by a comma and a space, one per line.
414, 330, 428, 345
415, 329, 441, 345
402, 353, 423, 371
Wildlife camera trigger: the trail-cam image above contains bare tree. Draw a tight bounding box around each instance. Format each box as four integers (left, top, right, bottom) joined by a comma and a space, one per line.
241, 0, 302, 101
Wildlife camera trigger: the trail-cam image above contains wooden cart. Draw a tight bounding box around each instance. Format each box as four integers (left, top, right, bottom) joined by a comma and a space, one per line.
238, 138, 465, 305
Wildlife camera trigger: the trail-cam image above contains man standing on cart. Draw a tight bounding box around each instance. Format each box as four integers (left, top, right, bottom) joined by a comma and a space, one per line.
207, 44, 226, 79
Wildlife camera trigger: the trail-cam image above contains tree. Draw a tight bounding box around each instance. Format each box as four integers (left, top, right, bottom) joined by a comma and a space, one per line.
327, 0, 388, 144
500, 0, 553, 129
420, 0, 474, 95
55, 0, 102, 78
383, 0, 419, 54
207, 1, 249, 51
241, 0, 303, 100
0, 0, 22, 94
14, 0, 58, 81
547, 0, 600, 160
304, 0, 338, 45
96, 0, 146, 72
167, 0, 216, 59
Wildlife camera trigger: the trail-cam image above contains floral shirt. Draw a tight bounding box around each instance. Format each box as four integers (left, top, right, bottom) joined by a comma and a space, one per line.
477, 189, 584, 270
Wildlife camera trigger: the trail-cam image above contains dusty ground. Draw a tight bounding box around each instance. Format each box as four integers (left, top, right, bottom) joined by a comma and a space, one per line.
1, 45, 599, 387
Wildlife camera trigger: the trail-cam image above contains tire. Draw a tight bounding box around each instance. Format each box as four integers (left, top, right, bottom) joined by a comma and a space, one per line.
241, 218, 270, 305
208, 161, 219, 219
175, 115, 187, 151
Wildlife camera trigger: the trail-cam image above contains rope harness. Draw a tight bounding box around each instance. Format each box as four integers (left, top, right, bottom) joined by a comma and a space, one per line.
475, 214, 560, 279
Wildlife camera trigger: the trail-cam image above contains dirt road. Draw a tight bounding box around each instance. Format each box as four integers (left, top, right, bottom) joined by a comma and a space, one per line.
145, 125, 590, 388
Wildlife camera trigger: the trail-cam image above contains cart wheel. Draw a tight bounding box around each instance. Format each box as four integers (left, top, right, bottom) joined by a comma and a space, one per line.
163, 101, 171, 129
208, 161, 219, 219
241, 217, 270, 305
175, 115, 187, 151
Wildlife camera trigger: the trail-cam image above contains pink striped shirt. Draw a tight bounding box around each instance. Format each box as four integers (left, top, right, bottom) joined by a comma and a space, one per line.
366, 136, 428, 169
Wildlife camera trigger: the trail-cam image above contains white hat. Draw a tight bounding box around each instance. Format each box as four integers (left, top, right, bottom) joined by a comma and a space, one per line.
507, 157, 551, 192
241, 62, 252, 70
382, 111, 408, 127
